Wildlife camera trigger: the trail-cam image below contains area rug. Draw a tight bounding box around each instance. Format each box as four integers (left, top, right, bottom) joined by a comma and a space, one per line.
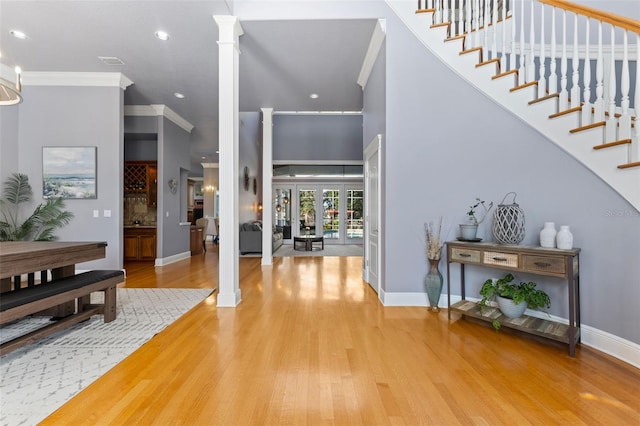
0, 288, 213, 426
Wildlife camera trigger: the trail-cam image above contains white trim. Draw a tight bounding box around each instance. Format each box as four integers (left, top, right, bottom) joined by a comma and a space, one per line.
216, 289, 242, 307
261, 107, 274, 266
357, 19, 386, 89
272, 160, 363, 165
21, 71, 133, 89
274, 110, 362, 115
154, 251, 191, 266
124, 104, 194, 133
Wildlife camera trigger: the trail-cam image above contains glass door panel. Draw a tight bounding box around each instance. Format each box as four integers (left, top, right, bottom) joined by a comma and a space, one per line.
273, 187, 292, 240
346, 188, 364, 242
322, 188, 340, 241
298, 188, 316, 236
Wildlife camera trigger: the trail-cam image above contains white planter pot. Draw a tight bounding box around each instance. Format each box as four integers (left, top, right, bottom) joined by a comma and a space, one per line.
496, 296, 527, 318
459, 224, 478, 240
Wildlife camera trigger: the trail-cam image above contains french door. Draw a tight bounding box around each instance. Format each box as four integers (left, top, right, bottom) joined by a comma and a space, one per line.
275, 183, 362, 245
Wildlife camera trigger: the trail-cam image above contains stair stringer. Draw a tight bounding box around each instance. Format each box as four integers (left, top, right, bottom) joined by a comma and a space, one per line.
386, 1, 640, 211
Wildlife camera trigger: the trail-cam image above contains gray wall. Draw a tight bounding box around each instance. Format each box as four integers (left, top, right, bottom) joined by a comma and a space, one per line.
273, 114, 363, 162
124, 138, 158, 161
14, 85, 124, 270
383, 10, 640, 343
0, 105, 20, 185
239, 111, 261, 224
158, 117, 191, 259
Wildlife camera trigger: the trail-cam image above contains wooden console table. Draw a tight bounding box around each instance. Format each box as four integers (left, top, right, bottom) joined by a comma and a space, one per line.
446, 241, 581, 356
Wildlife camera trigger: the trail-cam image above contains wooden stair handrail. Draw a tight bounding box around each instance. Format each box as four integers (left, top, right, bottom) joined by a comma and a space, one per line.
539, 0, 640, 33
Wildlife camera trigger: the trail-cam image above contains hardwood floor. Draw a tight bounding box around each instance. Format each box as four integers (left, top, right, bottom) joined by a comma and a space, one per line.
42, 244, 640, 425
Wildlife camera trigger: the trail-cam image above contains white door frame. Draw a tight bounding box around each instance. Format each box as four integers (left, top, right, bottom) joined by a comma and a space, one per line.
363, 135, 382, 297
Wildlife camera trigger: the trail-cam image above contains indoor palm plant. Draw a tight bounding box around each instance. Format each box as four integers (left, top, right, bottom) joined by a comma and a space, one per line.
479, 272, 551, 330
0, 173, 74, 241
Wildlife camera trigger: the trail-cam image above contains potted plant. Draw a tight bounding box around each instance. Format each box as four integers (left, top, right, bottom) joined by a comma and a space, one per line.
0, 173, 74, 241
459, 197, 493, 240
478, 272, 551, 330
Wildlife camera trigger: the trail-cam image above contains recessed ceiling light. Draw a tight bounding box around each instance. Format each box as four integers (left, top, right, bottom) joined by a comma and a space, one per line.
202, 156, 206, 159
155, 31, 170, 41
10, 30, 27, 39
174, 92, 185, 99
310, 93, 319, 99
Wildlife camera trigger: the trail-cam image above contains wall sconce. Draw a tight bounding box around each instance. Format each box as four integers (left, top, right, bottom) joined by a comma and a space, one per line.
283, 196, 289, 204
258, 203, 263, 211
276, 204, 282, 212
205, 185, 215, 193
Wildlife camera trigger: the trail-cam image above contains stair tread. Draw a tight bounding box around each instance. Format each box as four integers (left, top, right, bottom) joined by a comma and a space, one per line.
550, 106, 582, 119
594, 139, 632, 150
618, 162, 640, 170
570, 121, 605, 133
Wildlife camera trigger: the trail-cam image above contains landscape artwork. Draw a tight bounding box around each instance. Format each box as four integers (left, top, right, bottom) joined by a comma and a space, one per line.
43, 146, 97, 199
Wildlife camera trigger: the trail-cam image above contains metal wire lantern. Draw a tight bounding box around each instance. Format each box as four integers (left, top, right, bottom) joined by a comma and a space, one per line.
492, 192, 525, 244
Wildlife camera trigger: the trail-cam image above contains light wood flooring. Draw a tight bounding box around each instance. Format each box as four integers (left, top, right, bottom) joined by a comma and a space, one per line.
42, 244, 640, 425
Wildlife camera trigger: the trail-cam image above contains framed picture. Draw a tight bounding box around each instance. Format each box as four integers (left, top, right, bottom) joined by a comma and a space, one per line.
42, 146, 97, 199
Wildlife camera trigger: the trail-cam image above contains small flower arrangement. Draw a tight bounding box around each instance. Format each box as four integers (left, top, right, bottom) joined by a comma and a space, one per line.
425, 216, 443, 260
467, 198, 493, 225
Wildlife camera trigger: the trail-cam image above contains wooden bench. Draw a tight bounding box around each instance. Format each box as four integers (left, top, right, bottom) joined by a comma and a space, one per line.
0, 269, 125, 355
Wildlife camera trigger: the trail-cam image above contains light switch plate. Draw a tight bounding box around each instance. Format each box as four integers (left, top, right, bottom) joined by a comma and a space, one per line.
93, 210, 99, 218
103, 210, 112, 217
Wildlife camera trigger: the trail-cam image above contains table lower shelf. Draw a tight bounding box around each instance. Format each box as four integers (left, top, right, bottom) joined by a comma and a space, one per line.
450, 300, 579, 346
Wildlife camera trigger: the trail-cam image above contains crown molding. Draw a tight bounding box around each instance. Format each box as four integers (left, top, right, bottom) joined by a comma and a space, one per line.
357, 18, 386, 90
202, 163, 220, 168
124, 104, 194, 133
20, 72, 133, 89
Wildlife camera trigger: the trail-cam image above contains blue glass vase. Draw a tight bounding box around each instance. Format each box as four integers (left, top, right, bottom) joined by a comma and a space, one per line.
425, 259, 443, 312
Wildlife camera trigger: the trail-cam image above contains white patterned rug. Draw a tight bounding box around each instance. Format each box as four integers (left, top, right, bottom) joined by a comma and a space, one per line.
0, 288, 213, 426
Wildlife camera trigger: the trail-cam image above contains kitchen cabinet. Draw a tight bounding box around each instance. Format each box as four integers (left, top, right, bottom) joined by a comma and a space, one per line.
124, 227, 156, 261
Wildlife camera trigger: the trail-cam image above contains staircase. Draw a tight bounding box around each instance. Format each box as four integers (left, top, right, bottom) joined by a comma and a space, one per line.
387, 0, 640, 210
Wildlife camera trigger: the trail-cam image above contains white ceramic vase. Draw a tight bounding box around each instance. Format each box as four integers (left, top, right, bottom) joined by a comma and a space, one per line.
539, 222, 557, 248
556, 225, 574, 249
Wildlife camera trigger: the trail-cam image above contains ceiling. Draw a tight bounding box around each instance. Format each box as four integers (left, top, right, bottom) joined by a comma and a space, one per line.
0, 1, 377, 174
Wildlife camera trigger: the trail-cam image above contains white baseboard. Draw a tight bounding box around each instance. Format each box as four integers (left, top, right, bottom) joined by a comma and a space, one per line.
217, 289, 242, 307
154, 251, 191, 267
381, 292, 640, 369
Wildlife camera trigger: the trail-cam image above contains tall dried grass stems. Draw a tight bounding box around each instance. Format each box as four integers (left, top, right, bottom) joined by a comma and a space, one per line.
425, 216, 443, 260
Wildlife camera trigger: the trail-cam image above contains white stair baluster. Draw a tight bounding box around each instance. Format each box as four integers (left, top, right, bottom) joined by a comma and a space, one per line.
519, 0, 526, 81
443, 0, 449, 30
538, 3, 547, 96
501, 0, 508, 70
549, 7, 557, 95
559, 9, 568, 109
581, 17, 592, 126
527, 1, 535, 85
491, 0, 497, 60
475, 0, 481, 48
618, 30, 630, 141
570, 13, 580, 108
465, 0, 472, 37
606, 25, 618, 142
634, 33, 640, 163
483, 0, 489, 58
593, 20, 605, 122
510, 0, 516, 73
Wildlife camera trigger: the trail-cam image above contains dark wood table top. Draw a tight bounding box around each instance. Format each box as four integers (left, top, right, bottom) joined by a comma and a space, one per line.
0, 241, 107, 279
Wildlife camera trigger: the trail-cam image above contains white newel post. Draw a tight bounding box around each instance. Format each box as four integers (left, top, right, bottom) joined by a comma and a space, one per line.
261, 108, 274, 266
214, 15, 243, 307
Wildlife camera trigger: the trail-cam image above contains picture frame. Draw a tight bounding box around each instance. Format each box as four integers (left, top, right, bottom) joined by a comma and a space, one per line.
42, 146, 97, 199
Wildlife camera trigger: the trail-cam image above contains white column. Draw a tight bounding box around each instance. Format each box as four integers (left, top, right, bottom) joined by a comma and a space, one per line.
214, 15, 243, 307
261, 108, 274, 266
